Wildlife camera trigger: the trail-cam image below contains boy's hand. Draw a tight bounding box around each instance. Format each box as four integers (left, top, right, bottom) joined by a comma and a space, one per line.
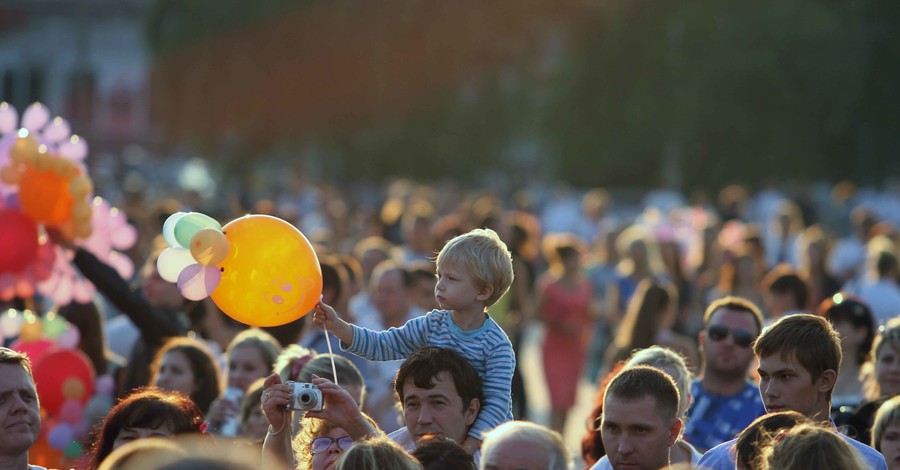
462, 435, 482, 455
312, 301, 354, 345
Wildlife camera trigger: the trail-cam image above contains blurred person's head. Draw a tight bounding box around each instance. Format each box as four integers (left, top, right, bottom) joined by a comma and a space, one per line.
625, 346, 692, 425
868, 319, 900, 400
370, 260, 414, 324
298, 355, 366, 407
57, 301, 111, 375
760, 423, 866, 470
87, 387, 204, 469
335, 436, 421, 470
818, 293, 876, 366
274, 344, 317, 383
412, 435, 475, 470
225, 328, 281, 391
754, 314, 840, 419
613, 279, 678, 356
616, 225, 665, 277
542, 233, 587, 278
238, 379, 267, 442
700, 296, 763, 381
393, 347, 482, 445
601, 366, 681, 470
733, 410, 807, 470
762, 265, 810, 316
407, 260, 439, 312
352, 236, 394, 285
872, 396, 900, 468
480, 420, 571, 470
151, 336, 222, 414
97, 437, 188, 470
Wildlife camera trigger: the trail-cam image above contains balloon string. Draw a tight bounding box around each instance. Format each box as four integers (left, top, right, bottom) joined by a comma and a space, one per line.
323, 323, 339, 387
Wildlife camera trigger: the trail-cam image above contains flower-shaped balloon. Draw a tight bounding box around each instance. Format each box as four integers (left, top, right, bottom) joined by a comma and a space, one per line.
0, 102, 93, 239
39, 197, 138, 306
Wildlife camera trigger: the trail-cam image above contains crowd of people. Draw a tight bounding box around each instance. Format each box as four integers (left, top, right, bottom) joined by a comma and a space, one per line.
3, 176, 900, 469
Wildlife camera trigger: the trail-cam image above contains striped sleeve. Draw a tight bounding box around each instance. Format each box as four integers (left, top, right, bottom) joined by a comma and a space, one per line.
344, 314, 431, 361
468, 325, 515, 439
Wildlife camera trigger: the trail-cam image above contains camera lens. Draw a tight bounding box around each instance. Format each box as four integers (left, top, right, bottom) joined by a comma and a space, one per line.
300, 392, 312, 404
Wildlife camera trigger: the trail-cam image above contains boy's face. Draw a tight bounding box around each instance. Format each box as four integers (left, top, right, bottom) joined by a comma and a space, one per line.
434, 262, 487, 313
757, 353, 834, 420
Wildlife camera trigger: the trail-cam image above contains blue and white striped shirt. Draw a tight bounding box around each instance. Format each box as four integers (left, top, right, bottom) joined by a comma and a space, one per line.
345, 309, 515, 439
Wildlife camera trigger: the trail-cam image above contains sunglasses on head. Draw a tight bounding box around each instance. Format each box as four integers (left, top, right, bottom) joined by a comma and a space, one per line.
311, 436, 353, 454
707, 325, 755, 348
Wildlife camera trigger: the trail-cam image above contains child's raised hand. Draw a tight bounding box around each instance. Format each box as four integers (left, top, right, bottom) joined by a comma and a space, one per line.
312, 300, 353, 344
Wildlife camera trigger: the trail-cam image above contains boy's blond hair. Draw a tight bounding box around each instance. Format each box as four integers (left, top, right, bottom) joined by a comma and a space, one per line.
435, 228, 514, 308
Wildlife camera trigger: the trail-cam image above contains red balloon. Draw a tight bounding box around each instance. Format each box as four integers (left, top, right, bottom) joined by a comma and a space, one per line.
32, 349, 95, 416
0, 208, 39, 274
10, 338, 55, 365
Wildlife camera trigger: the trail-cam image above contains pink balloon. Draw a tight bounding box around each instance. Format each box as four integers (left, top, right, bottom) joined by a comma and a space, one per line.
59, 399, 84, 424
58, 136, 87, 161
21, 103, 50, 132
110, 224, 138, 250
41, 117, 70, 144
72, 282, 95, 304
106, 251, 134, 281
176, 263, 221, 301
10, 338, 55, 364
0, 103, 18, 133
57, 325, 81, 350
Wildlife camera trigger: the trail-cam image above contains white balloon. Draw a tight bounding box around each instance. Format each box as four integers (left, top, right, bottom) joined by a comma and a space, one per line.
162, 212, 187, 248
21, 103, 50, 132
0, 103, 18, 134
156, 247, 195, 283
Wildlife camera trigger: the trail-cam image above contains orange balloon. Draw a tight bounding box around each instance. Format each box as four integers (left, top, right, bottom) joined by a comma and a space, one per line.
19, 166, 74, 225
211, 215, 322, 327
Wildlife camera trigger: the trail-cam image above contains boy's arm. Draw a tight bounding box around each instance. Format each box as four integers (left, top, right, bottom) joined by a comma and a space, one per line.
467, 338, 515, 442
344, 314, 432, 361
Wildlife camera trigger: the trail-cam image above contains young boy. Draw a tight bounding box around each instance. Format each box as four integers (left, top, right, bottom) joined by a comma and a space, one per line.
697, 314, 887, 469
312, 228, 515, 452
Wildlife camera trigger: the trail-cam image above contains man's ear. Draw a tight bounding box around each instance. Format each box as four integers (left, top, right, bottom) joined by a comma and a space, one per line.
464, 398, 480, 426
817, 369, 838, 395
476, 285, 494, 303
668, 418, 683, 447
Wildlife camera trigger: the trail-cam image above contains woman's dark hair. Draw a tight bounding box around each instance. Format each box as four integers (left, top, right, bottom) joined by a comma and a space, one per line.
818, 293, 876, 365
151, 337, 222, 414
87, 387, 204, 469
734, 410, 807, 469
412, 435, 475, 470
57, 301, 109, 375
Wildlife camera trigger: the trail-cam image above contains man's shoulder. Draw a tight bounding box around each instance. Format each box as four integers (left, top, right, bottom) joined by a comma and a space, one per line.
840, 433, 888, 468
697, 439, 735, 469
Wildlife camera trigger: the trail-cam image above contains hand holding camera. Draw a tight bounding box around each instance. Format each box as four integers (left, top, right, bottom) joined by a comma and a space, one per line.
285, 381, 324, 411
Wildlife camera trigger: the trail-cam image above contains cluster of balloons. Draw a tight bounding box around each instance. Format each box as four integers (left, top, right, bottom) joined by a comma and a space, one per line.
1, 308, 110, 467
0, 102, 96, 302
157, 213, 323, 327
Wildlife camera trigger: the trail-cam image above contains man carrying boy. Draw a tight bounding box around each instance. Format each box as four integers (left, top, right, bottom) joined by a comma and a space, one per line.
697, 314, 887, 469
314, 228, 516, 452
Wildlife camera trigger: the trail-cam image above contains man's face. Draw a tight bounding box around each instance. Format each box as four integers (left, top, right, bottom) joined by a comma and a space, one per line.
0, 364, 40, 457
372, 270, 410, 322
401, 371, 478, 445
757, 353, 833, 419
601, 394, 680, 470
481, 437, 550, 470
700, 308, 759, 380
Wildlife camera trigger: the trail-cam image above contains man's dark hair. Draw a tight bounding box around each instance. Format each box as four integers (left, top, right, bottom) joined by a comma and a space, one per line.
394, 347, 483, 412
604, 365, 680, 424
763, 265, 809, 310
412, 435, 476, 470
703, 296, 764, 335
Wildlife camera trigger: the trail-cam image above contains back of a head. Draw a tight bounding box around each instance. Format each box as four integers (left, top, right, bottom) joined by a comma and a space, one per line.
394, 347, 483, 409
481, 421, 571, 470
98, 437, 188, 470
763, 265, 809, 310
335, 436, 421, 470
299, 354, 365, 390
412, 435, 475, 470
761, 423, 867, 470
754, 314, 841, 387
624, 346, 691, 420
733, 411, 807, 469
604, 365, 680, 425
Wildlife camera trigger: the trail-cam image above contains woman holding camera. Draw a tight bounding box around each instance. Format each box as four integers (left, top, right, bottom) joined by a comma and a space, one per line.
262, 374, 381, 469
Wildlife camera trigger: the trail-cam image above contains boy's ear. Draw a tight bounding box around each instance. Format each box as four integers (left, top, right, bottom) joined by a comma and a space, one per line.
816, 369, 838, 394
476, 285, 494, 302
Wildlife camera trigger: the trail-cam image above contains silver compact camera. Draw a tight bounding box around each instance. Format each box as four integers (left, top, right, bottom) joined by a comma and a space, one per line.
286, 382, 323, 411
